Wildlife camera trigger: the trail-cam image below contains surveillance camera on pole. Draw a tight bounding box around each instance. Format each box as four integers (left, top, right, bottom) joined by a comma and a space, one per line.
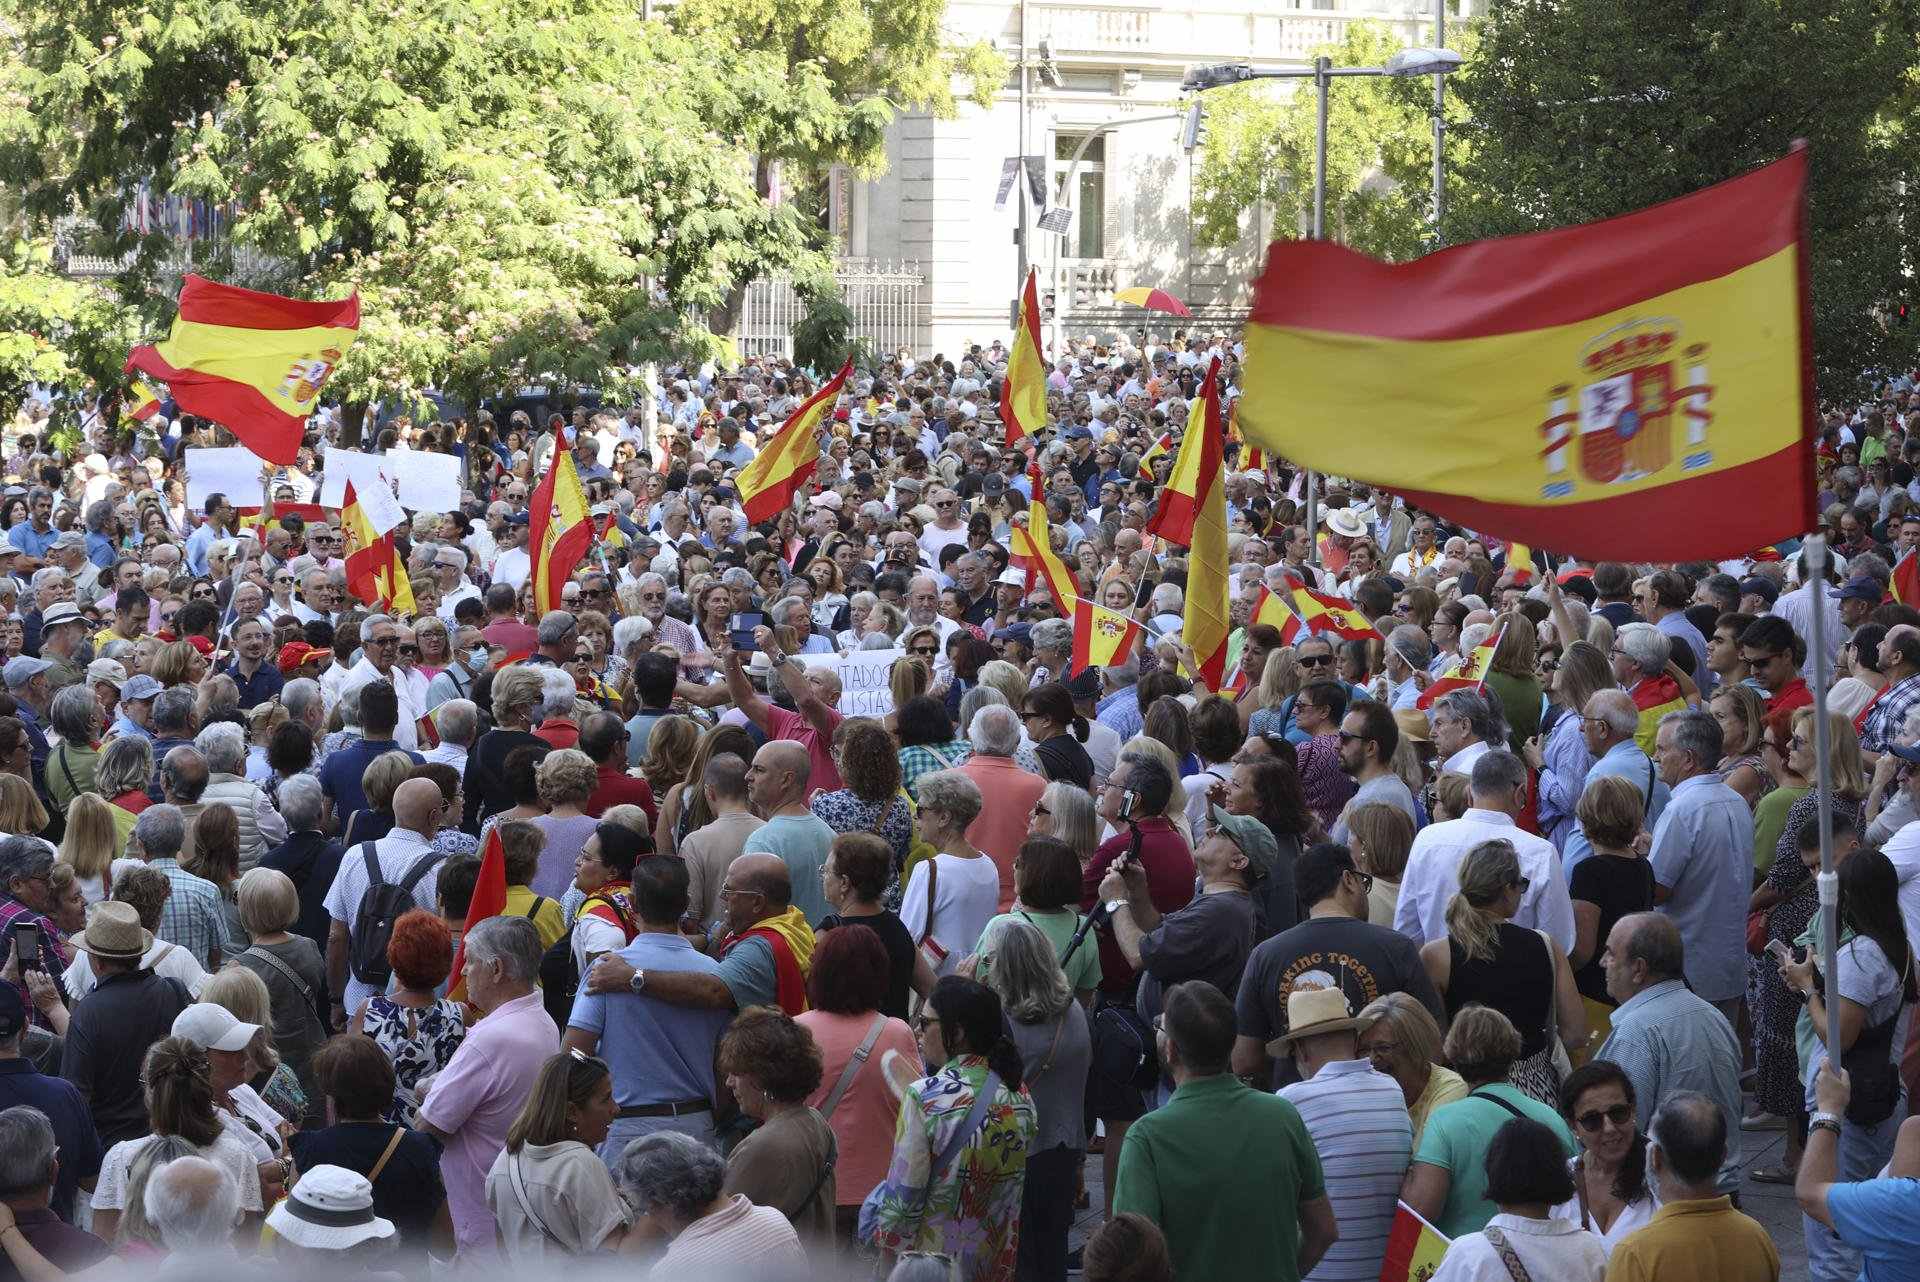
1181, 63, 1252, 93
1182, 102, 1206, 153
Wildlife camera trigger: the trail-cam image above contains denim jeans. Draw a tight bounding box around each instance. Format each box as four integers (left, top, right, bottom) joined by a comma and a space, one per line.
596, 1109, 718, 1173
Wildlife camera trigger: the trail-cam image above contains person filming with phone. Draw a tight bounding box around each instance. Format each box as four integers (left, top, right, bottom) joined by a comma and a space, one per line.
0, 838, 66, 1038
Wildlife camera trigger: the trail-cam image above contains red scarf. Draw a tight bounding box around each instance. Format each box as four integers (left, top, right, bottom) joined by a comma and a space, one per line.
720, 922, 809, 1016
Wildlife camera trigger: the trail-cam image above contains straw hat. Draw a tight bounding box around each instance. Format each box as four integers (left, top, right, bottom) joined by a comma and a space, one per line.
1266, 985, 1364, 1055
68, 901, 151, 961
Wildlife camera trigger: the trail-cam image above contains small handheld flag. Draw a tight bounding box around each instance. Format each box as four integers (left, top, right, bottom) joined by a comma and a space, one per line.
1417, 623, 1504, 710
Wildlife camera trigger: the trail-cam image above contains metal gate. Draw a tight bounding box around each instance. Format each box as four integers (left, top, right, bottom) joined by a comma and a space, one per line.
738, 257, 925, 360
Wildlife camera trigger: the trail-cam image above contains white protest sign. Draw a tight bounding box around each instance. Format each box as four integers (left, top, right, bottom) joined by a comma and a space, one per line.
183, 447, 268, 511
799, 648, 902, 718
319, 447, 396, 508
387, 447, 462, 512
357, 473, 406, 538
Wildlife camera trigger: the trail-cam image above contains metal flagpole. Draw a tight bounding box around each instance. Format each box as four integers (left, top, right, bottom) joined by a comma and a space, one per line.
1804, 535, 1842, 1055
1303, 55, 1330, 570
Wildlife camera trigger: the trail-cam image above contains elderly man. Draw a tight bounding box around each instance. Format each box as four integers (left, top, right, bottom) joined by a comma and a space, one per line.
479, 581, 536, 654
723, 639, 844, 793
259, 774, 342, 955
1395, 750, 1575, 952
523, 609, 578, 669
0, 1103, 108, 1266
0, 838, 65, 1031
193, 722, 287, 874
958, 705, 1047, 911
324, 777, 447, 1024
35, 602, 86, 693
59, 899, 195, 1146
738, 741, 835, 926
1609, 1093, 1780, 1280
1547, 688, 1670, 873
1428, 687, 1498, 776
1647, 708, 1753, 1023
587, 852, 815, 1017
432, 547, 481, 622
3, 657, 53, 793
623, 572, 699, 656
765, 592, 832, 656
1861, 623, 1920, 754
337, 615, 424, 750
135, 801, 227, 969
416, 915, 555, 1258
903, 573, 961, 655
1610, 621, 1686, 755
423, 696, 480, 776
292, 567, 338, 626
141, 1153, 250, 1260
564, 856, 732, 1162
1595, 913, 1743, 1195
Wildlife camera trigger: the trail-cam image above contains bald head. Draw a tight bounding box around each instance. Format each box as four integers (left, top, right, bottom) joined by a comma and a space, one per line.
1584, 688, 1639, 744
747, 740, 811, 812
393, 777, 447, 834
729, 852, 792, 909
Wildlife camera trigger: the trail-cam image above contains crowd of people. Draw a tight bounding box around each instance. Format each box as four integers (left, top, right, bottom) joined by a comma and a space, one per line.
0, 340, 1918, 1282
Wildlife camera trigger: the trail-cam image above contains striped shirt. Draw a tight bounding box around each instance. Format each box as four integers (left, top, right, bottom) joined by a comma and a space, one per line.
1279, 1058, 1414, 1282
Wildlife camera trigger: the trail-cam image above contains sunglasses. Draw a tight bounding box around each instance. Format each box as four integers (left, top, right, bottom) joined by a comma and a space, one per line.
400, 646, 421, 658
1296, 654, 1334, 667
910, 646, 938, 657
1033, 803, 1051, 818
1575, 1102, 1633, 1132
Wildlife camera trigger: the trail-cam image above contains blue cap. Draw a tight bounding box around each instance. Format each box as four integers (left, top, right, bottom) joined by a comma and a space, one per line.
1063, 425, 1094, 441
992, 622, 1033, 646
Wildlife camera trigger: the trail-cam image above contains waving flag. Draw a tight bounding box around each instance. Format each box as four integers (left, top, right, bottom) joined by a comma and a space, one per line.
1013, 463, 1075, 613
125, 275, 360, 464
1380, 1200, 1450, 1282
1160, 358, 1230, 689
1147, 358, 1226, 550
1138, 430, 1174, 481
1238, 148, 1814, 561
737, 361, 849, 523
1286, 575, 1382, 642
1071, 599, 1143, 672
1417, 623, 1504, 710
1226, 400, 1265, 472
1895, 549, 1920, 606
528, 427, 594, 615
1504, 542, 1537, 585
1249, 583, 1305, 646
341, 480, 413, 614
1000, 268, 1048, 446
124, 379, 163, 424
448, 827, 507, 1004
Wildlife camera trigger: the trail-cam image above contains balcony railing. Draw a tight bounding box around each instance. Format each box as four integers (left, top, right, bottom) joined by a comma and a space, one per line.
1018, 3, 1434, 65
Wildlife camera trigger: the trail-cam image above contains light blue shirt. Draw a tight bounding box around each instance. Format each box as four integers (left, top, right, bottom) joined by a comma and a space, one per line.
1561, 738, 1670, 875
6, 523, 56, 559
741, 813, 835, 925
567, 932, 731, 1109
1655, 611, 1711, 693
1647, 773, 1753, 1003
1534, 713, 1592, 853
1595, 979, 1743, 1194
183, 522, 218, 576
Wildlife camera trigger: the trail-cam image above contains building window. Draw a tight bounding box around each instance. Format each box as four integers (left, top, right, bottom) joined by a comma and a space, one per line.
1052, 134, 1106, 259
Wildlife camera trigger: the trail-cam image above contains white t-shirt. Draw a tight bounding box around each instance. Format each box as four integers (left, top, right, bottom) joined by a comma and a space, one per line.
1882, 819, 1920, 957
93, 1132, 264, 1213
897, 852, 1000, 976
63, 939, 208, 1002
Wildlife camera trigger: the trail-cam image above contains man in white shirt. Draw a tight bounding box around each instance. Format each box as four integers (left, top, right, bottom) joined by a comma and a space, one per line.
1429, 687, 1497, 775
491, 514, 532, 591
917, 487, 970, 563
322, 778, 447, 1022
337, 614, 425, 750
433, 547, 481, 623
1393, 749, 1574, 952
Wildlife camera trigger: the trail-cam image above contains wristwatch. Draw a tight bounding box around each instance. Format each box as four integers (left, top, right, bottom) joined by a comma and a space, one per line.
1810, 1110, 1844, 1134
628, 968, 647, 995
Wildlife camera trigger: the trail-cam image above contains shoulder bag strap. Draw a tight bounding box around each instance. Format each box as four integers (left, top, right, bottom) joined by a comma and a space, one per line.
56, 746, 79, 797
797, 1125, 839, 1217
919, 855, 940, 945
366, 1126, 407, 1183
923, 745, 955, 771
1644, 756, 1656, 818
1482, 1224, 1537, 1282
1033, 1014, 1069, 1079
242, 943, 327, 1029
1573, 1155, 1593, 1233
1468, 1088, 1530, 1122
909, 1070, 1001, 1216
506, 1152, 565, 1246
819, 1014, 887, 1122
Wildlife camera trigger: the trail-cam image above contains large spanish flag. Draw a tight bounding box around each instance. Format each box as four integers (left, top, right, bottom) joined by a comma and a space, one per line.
1239, 148, 1815, 562
1071, 598, 1143, 672
1171, 358, 1230, 689
528, 428, 594, 615
738, 360, 849, 523
1147, 357, 1226, 550
125, 275, 360, 465
1000, 269, 1048, 446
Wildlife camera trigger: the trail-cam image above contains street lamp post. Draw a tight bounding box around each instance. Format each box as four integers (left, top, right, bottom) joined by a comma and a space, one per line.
1181, 47, 1461, 564
1048, 112, 1188, 350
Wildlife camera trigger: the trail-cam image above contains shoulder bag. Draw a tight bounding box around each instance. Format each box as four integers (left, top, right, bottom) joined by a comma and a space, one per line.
1481, 1224, 1536, 1282
819, 1014, 887, 1122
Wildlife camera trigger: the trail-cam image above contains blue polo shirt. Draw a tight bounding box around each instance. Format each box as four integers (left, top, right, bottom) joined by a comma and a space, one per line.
0, 1058, 102, 1222
566, 933, 732, 1109
220, 657, 284, 711
6, 523, 56, 559
316, 736, 422, 831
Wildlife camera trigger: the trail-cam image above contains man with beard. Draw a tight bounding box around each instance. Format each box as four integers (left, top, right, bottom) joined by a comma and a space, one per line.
1328, 698, 1416, 844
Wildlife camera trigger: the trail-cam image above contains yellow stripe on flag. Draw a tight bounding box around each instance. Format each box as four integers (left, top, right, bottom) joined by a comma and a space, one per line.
154, 318, 356, 421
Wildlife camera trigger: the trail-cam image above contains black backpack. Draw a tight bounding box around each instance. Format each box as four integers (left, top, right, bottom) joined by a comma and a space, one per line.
347, 841, 442, 987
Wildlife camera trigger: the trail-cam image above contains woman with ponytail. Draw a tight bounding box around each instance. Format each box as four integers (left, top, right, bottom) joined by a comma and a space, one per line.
859, 975, 1037, 1281
1022, 681, 1094, 790
1420, 840, 1585, 1106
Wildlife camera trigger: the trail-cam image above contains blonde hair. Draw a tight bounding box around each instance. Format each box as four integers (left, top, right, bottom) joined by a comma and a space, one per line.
1793, 707, 1868, 799
1710, 683, 1767, 758
535, 747, 599, 808
1257, 648, 1303, 710
148, 640, 200, 688
1431, 770, 1472, 823
361, 750, 417, 812
638, 717, 699, 798
199, 965, 281, 1075
1576, 774, 1644, 852
1347, 803, 1415, 882
1444, 838, 1521, 963
0, 775, 48, 836
890, 655, 931, 711
57, 793, 119, 884
977, 660, 1027, 708
490, 666, 545, 726
235, 866, 299, 935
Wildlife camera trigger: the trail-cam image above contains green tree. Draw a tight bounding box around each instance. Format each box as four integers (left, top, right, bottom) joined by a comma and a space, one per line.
1451, 0, 1920, 393
0, 238, 139, 426
1191, 20, 1479, 261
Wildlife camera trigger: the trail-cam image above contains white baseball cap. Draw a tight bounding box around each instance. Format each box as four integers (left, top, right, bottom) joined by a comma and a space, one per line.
171, 1003, 260, 1053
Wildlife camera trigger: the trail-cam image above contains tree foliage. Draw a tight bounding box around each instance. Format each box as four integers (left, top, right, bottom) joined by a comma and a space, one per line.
0, 237, 140, 422
1450, 0, 1920, 394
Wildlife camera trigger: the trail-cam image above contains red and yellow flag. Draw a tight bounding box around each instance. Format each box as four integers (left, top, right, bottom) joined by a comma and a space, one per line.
1138, 430, 1174, 482
1000, 268, 1048, 446
340, 480, 414, 615
1417, 622, 1504, 710
738, 360, 850, 523
1071, 598, 1143, 672
125, 275, 360, 464
1285, 575, 1382, 642
124, 379, 162, 424
1504, 542, 1536, 585
1238, 149, 1815, 562
1146, 357, 1225, 550
1249, 583, 1305, 646
448, 827, 507, 1004
1168, 358, 1231, 689
529, 427, 594, 615
1226, 399, 1265, 472
1380, 1199, 1450, 1282
1013, 463, 1076, 613
1894, 549, 1920, 606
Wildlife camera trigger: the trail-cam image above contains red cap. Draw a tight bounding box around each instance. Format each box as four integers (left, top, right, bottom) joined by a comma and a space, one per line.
276, 641, 318, 674
185, 635, 214, 658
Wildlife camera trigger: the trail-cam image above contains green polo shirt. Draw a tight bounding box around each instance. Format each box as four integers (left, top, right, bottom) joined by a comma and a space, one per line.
1113, 1073, 1325, 1282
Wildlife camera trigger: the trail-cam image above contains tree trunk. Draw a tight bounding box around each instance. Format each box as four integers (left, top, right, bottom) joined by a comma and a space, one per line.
338, 399, 368, 450
709, 155, 779, 339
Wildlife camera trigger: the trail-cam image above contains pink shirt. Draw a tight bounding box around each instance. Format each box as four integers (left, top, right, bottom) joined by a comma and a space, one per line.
795, 1010, 921, 1206
959, 755, 1049, 912
417, 989, 558, 1257
764, 703, 844, 793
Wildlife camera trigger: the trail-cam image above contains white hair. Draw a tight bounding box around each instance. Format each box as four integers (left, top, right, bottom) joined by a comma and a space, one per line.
967, 703, 1022, 758
192, 721, 247, 775
538, 666, 579, 719
145, 1156, 241, 1253
1150, 582, 1183, 614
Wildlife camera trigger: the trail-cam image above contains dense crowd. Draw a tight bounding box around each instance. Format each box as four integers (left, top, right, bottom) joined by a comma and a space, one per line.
0, 341, 1915, 1282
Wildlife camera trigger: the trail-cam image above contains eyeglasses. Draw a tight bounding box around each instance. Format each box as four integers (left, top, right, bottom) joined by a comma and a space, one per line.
1337, 731, 1369, 744
910, 646, 938, 657
400, 645, 421, 658
1033, 803, 1051, 818
1296, 654, 1334, 667
1344, 868, 1375, 890
1575, 1102, 1634, 1132
366, 635, 398, 647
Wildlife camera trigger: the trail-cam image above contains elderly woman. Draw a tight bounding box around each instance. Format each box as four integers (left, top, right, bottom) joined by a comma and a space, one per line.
1548, 1060, 1659, 1254
860, 975, 1036, 1281
486, 1051, 627, 1258
1400, 1006, 1576, 1239
613, 1130, 804, 1271
352, 908, 466, 1123
1429, 1117, 1605, 1282
1709, 682, 1773, 812
898, 771, 999, 977
526, 748, 601, 899
464, 664, 548, 828
45, 685, 100, 814
172, 977, 297, 1205
1346, 802, 1414, 928
1358, 992, 1466, 1148
972, 836, 1101, 999
717, 1006, 837, 1244
810, 718, 914, 879
796, 924, 921, 1240
820, 833, 927, 1018
291, 1033, 446, 1247
231, 867, 328, 1119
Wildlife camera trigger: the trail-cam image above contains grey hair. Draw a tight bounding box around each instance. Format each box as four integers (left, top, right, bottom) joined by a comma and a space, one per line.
1150, 582, 1183, 615
916, 769, 983, 829
1029, 617, 1073, 659
1457, 622, 1492, 658
49, 683, 98, 742
336, 682, 363, 730
463, 915, 543, 983
1661, 706, 1725, 773
0, 1106, 55, 1198
957, 683, 1009, 735
768, 595, 809, 629
0, 837, 53, 895
135, 804, 187, 861
612, 1130, 726, 1223
721, 567, 755, 591
85, 499, 117, 535
150, 687, 198, 735
1104, 653, 1140, 688
281, 677, 323, 723
192, 721, 247, 775
96, 735, 154, 798
145, 1156, 241, 1253
277, 774, 325, 831
433, 698, 479, 748
1468, 749, 1529, 799
967, 703, 1023, 757
536, 611, 578, 646
857, 632, 895, 651
1386, 625, 1433, 673
1434, 687, 1505, 748
1585, 688, 1640, 740
361, 613, 392, 634
537, 667, 578, 720
1614, 621, 1670, 678
611, 616, 652, 657
984, 919, 1072, 1024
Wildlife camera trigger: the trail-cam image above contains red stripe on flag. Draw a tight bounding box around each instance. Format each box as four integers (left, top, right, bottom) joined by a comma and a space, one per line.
448, 827, 507, 1003
173, 273, 361, 331
124, 346, 307, 464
